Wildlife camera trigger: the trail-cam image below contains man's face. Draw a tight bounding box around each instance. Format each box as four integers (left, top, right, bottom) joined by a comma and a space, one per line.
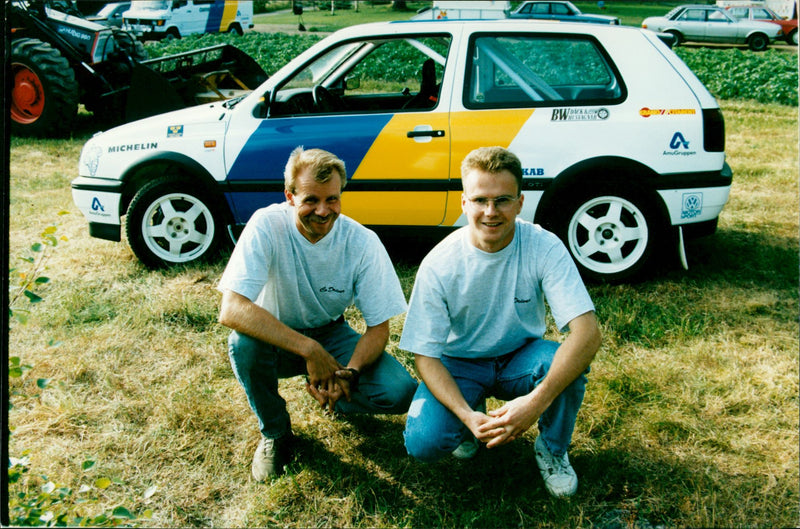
286, 168, 342, 243
461, 168, 523, 253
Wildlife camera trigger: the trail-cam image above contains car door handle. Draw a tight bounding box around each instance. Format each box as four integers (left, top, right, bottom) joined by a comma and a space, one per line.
407, 129, 445, 138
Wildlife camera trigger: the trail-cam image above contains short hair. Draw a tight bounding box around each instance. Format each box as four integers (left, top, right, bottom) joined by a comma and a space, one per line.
284, 146, 347, 193
460, 146, 523, 195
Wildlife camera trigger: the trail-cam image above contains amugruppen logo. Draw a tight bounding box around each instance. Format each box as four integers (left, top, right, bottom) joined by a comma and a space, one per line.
640, 107, 697, 118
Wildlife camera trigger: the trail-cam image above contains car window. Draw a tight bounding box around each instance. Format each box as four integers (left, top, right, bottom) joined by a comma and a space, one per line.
518, 3, 532, 14
552, 3, 570, 15
465, 34, 623, 108
680, 9, 707, 22
752, 8, 771, 18
532, 3, 550, 14
708, 10, 728, 22
728, 7, 748, 18
271, 35, 451, 117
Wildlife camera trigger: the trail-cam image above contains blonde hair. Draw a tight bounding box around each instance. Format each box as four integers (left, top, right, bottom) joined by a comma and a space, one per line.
284, 146, 347, 193
461, 146, 523, 195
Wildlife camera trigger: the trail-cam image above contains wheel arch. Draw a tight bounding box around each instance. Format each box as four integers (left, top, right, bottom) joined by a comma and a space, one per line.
533, 156, 671, 233
118, 152, 233, 226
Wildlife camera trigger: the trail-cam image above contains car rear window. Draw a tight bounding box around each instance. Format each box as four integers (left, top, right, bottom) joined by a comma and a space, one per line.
464, 33, 625, 109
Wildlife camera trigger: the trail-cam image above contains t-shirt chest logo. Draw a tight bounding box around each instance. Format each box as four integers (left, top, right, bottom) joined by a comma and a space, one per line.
319, 286, 345, 294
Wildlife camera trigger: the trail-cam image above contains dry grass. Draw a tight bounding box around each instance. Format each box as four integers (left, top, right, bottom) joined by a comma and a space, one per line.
7, 100, 798, 527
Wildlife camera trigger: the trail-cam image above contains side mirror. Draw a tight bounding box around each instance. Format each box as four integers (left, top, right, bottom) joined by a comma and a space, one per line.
344, 75, 360, 90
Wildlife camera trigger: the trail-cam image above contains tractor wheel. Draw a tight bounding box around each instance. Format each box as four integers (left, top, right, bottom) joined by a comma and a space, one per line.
10, 38, 79, 137
125, 177, 225, 268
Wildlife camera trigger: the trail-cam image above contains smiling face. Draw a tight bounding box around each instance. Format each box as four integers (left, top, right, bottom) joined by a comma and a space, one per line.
285, 168, 343, 243
461, 168, 524, 253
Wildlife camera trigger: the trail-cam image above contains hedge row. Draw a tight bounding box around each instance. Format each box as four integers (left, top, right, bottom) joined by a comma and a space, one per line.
146, 32, 798, 106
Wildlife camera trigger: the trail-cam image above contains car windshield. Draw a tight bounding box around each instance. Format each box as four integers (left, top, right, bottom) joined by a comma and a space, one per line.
95, 3, 125, 16
139, 1, 170, 10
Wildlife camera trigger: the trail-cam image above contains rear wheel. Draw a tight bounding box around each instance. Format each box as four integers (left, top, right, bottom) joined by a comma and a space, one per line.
787, 29, 797, 45
551, 187, 660, 282
125, 177, 224, 268
10, 38, 78, 137
748, 33, 769, 51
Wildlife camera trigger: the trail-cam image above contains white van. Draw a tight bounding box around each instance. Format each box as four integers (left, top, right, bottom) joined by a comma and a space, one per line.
123, 0, 253, 40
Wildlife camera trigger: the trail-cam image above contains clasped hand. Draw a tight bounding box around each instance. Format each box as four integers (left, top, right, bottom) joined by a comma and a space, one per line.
304, 347, 357, 413
470, 394, 541, 449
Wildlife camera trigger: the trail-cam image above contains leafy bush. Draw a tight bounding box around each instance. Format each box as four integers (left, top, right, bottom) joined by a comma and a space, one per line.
675, 47, 797, 106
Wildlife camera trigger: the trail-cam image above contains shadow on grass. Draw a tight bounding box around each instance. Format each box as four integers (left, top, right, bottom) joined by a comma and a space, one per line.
279, 414, 766, 528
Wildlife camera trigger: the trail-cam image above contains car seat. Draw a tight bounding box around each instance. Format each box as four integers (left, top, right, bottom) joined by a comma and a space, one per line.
402, 58, 439, 110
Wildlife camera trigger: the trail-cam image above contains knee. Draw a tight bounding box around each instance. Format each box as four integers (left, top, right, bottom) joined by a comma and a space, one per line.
403, 425, 448, 463
370, 375, 418, 414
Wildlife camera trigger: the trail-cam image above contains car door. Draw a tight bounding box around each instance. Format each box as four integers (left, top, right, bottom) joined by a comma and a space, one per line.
705, 9, 735, 43
223, 33, 454, 228
676, 8, 709, 41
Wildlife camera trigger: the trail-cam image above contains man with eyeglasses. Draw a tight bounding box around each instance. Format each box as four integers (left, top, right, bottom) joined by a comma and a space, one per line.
400, 146, 601, 498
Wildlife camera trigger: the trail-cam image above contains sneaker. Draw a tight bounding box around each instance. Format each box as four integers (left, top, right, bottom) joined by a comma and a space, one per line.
534, 435, 578, 497
251, 433, 293, 482
452, 400, 486, 460
452, 435, 479, 459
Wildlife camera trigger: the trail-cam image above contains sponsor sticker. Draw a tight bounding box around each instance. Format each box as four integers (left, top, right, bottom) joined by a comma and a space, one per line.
107, 142, 158, 154
681, 192, 703, 219
640, 107, 697, 118
551, 108, 609, 121
664, 132, 696, 156
167, 125, 184, 138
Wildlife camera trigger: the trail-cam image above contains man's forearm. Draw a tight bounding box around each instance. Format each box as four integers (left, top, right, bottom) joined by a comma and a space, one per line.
530, 311, 601, 409
415, 354, 473, 423
218, 289, 316, 359
347, 321, 390, 372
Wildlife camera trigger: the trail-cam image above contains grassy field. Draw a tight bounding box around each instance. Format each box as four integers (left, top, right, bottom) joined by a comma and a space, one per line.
6, 94, 798, 526
254, 1, 690, 29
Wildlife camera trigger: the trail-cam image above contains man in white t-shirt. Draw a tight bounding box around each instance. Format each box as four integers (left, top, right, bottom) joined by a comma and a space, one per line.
218, 147, 417, 482
400, 146, 601, 498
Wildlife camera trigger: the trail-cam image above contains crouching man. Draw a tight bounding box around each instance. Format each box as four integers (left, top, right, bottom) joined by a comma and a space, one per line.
400, 146, 601, 497
218, 147, 417, 481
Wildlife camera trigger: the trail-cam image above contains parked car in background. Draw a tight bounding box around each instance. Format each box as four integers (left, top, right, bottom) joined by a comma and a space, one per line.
725, 4, 798, 44
87, 2, 131, 28
509, 1, 620, 24
72, 20, 731, 282
642, 4, 783, 50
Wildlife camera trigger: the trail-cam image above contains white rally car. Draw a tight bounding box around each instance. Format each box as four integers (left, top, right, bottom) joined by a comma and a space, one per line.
72, 19, 732, 282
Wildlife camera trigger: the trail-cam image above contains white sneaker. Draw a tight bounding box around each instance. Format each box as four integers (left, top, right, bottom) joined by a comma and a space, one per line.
452, 399, 486, 460
452, 435, 479, 459
534, 435, 578, 497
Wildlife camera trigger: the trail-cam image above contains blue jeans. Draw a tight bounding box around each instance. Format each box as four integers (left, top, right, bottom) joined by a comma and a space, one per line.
404, 338, 588, 461
228, 320, 418, 439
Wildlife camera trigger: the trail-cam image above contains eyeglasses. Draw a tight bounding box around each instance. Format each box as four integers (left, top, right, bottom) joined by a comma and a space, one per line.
464, 194, 520, 211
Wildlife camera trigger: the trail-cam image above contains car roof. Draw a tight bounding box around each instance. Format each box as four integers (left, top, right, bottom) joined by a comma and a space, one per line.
343, 18, 632, 35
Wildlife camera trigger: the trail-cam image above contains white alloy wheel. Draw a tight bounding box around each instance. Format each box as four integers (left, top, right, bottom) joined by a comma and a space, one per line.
140, 192, 216, 264
566, 195, 649, 277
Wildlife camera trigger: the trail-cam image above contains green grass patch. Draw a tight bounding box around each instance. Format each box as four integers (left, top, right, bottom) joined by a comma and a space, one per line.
7, 99, 798, 527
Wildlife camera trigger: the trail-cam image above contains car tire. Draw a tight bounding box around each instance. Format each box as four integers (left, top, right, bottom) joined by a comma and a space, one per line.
227, 23, 244, 36
787, 29, 797, 45
10, 38, 78, 137
666, 30, 683, 46
125, 177, 224, 268
747, 33, 769, 51
551, 188, 660, 283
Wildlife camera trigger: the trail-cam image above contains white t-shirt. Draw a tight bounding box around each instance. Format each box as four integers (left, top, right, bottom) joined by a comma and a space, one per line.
399, 220, 594, 359
218, 202, 407, 329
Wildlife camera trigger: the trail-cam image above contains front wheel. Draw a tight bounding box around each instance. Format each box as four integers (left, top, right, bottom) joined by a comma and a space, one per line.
125, 178, 224, 268
553, 191, 659, 282
748, 33, 769, 51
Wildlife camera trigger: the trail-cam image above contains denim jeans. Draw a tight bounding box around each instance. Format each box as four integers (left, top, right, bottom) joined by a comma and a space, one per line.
228, 321, 418, 439
404, 338, 588, 461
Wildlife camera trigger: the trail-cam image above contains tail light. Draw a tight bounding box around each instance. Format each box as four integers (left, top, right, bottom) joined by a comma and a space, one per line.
703, 108, 725, 152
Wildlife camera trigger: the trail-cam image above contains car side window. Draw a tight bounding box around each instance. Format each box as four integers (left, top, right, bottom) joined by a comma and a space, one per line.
464, 34, 624, 108
708, 10, 727, 22
270, 35, 451, 117
680, 9, 706, 22
728, 7, 747, 18
752, 8, 771, 18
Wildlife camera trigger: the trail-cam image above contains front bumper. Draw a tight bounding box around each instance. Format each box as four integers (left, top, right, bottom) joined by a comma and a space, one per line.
71, 177, 124, 241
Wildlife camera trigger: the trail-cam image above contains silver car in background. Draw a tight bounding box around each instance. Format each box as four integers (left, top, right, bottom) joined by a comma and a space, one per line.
642, 4, 783, 51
